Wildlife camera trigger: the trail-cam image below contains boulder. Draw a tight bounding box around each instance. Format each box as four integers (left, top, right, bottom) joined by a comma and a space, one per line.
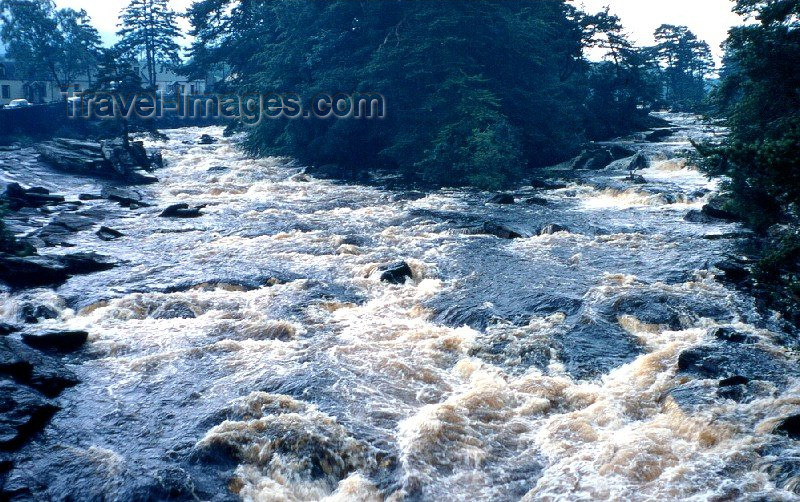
198, 134, 218, 145
21, 330, 88, 353
0, 380, 58, 450
715, 261, 750, 283
646, 128, 680, 142
159, 203, 204, 218
36, 137, 158, 184
569, 144, 634, 171
0, 324, 18, 336
0, 337, 79, 397
101, 187, 148, 208
529, 179, 568, 190
379, 261, 414, 285
78, 194, 103, 201
20, 304, 59, 324
626, 153, 650, 172
525, 197, 549, 206
486, 193, 515, 205
539, 224, 569, 235
774, 415, 800, 439
712, 327, 758, 344
702, 204, 740, 222
0, 254, 69, 288
481, 222, 523, 239
3, 183, 65, 211
629, 175, 648, 184
58, 252, 116, 275
96, 226, 124, 241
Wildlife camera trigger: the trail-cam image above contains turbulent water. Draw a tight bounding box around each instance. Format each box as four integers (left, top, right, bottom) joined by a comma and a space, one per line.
2, 114, 800, 501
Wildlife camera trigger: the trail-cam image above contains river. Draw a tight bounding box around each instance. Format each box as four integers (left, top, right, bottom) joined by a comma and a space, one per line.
1, 113, 799, 501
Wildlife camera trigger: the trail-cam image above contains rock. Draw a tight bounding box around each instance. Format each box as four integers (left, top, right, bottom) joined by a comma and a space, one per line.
36, 137, 158, 184
525, 197, 549, 206
21, 330, 88, 353
569, 144, 634, 171
159, 203, 204, 218
715, 261, 750, 283
20, 304, 59, 324
487, 193, 515, 205
207, 166, 228, 173
684, 210, 720, 224
481, 222, 523, 239
629, 174, 648, 184
58, 252, 116, 275
151, 303, 196, 320
0, 324, 18, 336
0, 254, 69, 288
539, 224, 569, 235
150, 151, 164, 170
48, 214, 96, 232
702, 204, 740, 222
645, 128, 679, 142
96, 226, 124, 241
0, 337, 79, 397
78, 194, 103, 201
101, 187, 148, 208
0, 380, 59, 450
712, 327, 757, 344
774, 415, 800, 439
529, 179, 568, 190
3, 183, 65, 211
198, 134, 218, 145
379, 261, 414, 285
676, 344, 793, 385
291, 173, 311, 182
719, 375, 749, 387
305, 164, 344, 179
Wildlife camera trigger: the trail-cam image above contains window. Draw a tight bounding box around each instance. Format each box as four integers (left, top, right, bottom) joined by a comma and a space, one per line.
2, 85, 10, 99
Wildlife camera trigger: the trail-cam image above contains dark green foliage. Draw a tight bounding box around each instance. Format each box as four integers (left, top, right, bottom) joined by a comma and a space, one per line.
116, 0, 182, 89
187, 0, 662, 188
651, 25, 715, 111
0, 0, 102, 90
704, 0, 800, 230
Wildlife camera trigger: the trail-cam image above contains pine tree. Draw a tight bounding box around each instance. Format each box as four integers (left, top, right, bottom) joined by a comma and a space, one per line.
116, 0, 182, 89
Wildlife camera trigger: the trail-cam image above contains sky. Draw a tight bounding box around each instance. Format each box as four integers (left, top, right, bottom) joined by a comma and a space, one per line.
51, 0, 742, 63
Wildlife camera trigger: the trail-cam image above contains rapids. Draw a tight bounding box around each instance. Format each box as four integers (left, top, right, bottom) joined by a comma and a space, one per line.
2, 113, 800, 501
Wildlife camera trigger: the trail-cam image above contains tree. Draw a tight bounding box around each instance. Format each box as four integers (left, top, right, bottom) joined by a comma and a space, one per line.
703, 0, 800, 230
0, 0, 101, 93
116, 0, 182, 89
652, 25, 714, 110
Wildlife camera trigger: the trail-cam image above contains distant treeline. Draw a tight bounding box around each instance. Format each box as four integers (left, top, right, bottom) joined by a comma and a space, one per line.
185, 0, 714, 189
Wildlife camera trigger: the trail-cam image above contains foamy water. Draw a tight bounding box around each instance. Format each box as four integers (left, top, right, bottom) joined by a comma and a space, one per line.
1, 116, 798, 501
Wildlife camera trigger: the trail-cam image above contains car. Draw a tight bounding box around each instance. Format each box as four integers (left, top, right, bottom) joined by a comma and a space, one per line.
6, 99, 31, 109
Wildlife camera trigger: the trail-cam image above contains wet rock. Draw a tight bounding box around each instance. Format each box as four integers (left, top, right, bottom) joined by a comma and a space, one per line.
160, 203, 204, 218
0, 324, 18, 336
20, 304, 59, 324
58, 252, 116, 275
481, 222, 523, 239
645, 128, 679, 142
529, 179, 568, 190
539, 224, 569, 235
712, 327, 758, 344
0, 254, 69, 288
715, 260, 750, 283
626, 153, 650, 172
21, 330, 88, 353
36, 138, 158, 184
719, 375, 749, 387
306, 164, 344, 179
379, 261, 413, 285
0, 379, 58, 450
207, 166, 228, 173
96, 226, 124, 241
291, 173, 311, 182
557, 317, 642, 380
486, 193, 515, 205
48, 214, 96, 232
198, 134, 218, 145
0, 337, 79, 397
774, 415, 800, 440
701, 202, 740, 222
684, 209, 723, 224
3, 183, 64, 211
151, 303, 196, 320
101, 187, 148, 208
676, 344, 794, 385
629, 174, 648, 184
525, 197, 549, 206
78, 194, 103, 201
569, 144, 635, 170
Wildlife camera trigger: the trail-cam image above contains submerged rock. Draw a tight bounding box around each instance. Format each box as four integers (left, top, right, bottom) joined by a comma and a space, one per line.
96, 226, 124, 241
150, 303, 196, 320
21, 330, 88, 353
101, 187, 149, 208
481, 222, 523, 239
160, 203, 204, 218
525, 197, 549, 206
198, 134, 218, 145
58, 252, 116, 275
486, 193, 515, 205
539, 224, 569, 235
379, 261, 413, 285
